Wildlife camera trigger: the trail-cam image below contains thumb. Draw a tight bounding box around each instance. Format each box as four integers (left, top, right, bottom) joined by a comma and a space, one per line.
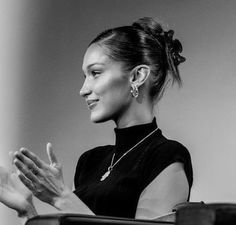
46, 142, 59, 166
9, 151, 16, 173
9, 151, 14, 165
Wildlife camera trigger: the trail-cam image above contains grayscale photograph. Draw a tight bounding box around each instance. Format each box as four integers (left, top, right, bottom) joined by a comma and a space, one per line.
0, 1, 235, 224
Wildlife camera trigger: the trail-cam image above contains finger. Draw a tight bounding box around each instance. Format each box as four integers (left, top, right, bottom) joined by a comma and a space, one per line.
9, 151, 14, 165
18, 172, 34, 192
19, 148, 45, 169
9, 151, 16, 173
13, 158, 38, 183
14, 151, 41, 176
46, 143, 58, 166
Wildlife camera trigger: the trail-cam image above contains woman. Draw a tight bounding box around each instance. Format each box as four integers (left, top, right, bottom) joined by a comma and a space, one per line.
0, 17, 193, 223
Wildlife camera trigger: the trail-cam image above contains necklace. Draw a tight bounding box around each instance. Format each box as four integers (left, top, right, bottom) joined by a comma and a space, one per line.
100, 127, 159, 181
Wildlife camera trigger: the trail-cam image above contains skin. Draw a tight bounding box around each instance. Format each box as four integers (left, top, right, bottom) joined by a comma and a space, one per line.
0, 153, 37, 224
0, 166, 33, 214
135, 162, 188, 219
80, 43, 154, 128
0, 42, 189, 222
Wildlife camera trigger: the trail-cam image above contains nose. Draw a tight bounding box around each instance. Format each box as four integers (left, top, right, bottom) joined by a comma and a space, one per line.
79, 76, 92, 97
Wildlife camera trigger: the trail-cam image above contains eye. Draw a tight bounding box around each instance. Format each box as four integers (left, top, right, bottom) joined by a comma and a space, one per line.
91, 70, 101, 77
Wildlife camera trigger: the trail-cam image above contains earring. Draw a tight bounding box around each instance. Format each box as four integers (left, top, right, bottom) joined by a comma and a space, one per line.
130, 84, 139, 98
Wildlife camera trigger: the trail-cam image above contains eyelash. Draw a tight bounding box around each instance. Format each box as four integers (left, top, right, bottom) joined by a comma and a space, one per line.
91, 70, 101, 77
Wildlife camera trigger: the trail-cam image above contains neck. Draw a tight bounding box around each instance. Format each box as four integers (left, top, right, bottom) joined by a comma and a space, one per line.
114, 117, 158, 155
114, 101, 154, 128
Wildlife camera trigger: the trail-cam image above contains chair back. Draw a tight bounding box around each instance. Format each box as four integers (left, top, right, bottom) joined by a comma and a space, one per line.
176, 203, 236, 225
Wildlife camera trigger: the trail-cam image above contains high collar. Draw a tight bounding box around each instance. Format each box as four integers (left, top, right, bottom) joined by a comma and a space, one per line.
114, 118, 158, 155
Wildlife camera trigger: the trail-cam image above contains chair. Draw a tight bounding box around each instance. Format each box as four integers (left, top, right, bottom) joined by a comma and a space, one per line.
175, 203, 236, 225
26, 213, 174, 225
25, 203, 236, 225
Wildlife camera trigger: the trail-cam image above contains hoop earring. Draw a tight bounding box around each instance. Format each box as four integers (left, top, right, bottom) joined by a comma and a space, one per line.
130, 84, 139, 98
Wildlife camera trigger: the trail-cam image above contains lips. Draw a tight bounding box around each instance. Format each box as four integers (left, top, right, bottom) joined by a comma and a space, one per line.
86, 99, 99, 110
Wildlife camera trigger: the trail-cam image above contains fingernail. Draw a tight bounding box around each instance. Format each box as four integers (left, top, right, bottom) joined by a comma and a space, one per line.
20, 148, 27, 153
47, 142, 52, 148
14, 151, 22, 159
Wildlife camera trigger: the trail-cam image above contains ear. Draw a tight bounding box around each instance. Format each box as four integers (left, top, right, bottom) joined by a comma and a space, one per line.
130, 65, 151, 87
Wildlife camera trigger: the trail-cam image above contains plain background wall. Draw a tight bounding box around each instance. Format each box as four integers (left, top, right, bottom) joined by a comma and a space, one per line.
0, 1, 236, 224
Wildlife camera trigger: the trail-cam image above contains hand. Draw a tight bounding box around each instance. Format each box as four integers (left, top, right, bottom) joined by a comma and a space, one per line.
0, 153, 33, 214
13, 143, 70, 206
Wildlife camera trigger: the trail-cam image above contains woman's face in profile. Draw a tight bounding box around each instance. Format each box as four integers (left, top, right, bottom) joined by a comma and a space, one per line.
80, 44, 132, 123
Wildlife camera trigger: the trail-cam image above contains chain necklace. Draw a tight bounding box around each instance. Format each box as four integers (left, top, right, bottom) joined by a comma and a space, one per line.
100, 127, 159, 181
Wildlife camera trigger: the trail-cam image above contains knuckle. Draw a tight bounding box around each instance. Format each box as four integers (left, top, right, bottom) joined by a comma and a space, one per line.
27, 164, 33, 170
25, 170, 32, 178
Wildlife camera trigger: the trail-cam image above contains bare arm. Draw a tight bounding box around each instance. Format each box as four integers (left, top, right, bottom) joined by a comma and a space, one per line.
13, 143, 94, 216
0, 166, 37, 225
135, 162, 189, 220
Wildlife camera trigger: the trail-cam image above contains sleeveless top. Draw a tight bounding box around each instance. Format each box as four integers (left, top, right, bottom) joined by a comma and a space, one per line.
73, 118, 193, 218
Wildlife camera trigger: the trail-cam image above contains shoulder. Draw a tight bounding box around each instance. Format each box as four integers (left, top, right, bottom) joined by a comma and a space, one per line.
141, 131, 193, 188
147, 130, 191, 162
160, 139, 191, 160
76, 145, 113, 166
144, 139, 191, 168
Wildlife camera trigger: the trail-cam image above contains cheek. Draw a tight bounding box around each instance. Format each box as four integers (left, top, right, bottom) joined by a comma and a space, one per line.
103, 85, 131, 116
94, 75, 130, 99
94, 76, 131, 113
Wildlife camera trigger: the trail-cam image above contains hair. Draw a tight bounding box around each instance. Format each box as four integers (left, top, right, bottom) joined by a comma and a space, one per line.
89, 17, 186, 101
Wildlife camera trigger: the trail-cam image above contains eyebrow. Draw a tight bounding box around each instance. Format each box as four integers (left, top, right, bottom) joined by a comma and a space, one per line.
83, 63, 105, 72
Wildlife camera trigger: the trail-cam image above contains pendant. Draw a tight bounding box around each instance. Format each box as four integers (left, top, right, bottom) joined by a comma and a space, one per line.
100, 170, 111, 181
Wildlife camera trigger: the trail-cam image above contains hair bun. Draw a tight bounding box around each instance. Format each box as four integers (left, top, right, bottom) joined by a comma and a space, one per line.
164, 30, 186, 66
132, 17, 185, 66
132, 17, 164, 37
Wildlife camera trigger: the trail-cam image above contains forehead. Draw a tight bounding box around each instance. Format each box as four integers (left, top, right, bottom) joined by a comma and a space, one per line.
82, 44, 110, 71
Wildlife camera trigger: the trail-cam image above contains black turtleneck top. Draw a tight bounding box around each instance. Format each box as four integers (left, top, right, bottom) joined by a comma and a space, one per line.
73, 118, 193, 218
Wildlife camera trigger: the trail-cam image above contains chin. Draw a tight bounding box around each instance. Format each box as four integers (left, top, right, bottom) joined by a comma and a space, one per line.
90, 111, 112, 123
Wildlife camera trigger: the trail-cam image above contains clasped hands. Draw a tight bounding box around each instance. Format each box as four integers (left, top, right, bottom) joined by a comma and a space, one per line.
0, 143, 70, 217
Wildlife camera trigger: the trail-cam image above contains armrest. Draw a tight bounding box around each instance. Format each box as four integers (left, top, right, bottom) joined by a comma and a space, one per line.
175, 203, 236, 225
26, 213, 174, 225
